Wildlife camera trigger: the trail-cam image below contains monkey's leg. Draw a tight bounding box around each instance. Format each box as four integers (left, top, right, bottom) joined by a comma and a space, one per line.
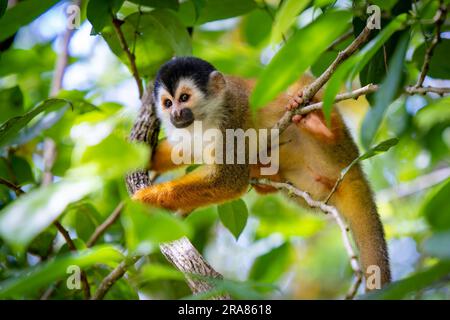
133, 165, 249, 214
250, 163, 283, 194
289, 109, 391, 289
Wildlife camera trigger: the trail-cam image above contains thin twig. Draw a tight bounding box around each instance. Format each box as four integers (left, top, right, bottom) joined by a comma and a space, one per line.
298, 84, 379, 115
91, 256, 140, 300
86, 202, 124, 248
327, 30, 353, 52
415, 1, 447, 88
53, 221, 77, 250
377, 167, 450, 202
287, 83, 450, 117
251, 178, 362, 298
346, 273, 363, 300
41, 139, 91, 299
112, 17, 144, 98
275, 25, 372, 133
405, 85, 450, 96
0, 177, 25, 196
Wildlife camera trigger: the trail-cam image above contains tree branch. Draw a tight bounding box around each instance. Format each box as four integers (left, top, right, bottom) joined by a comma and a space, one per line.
86, 202, 124, 248
405, 85, 450, 96
91, 256, 140, 300
121, 86, 230, 299
0, 177, 24, 196
275, 25, 372, 133
288, 83, 450, 117
250, 178, 363, 299
43, 18, 91, 298
112, 17, 144, 98
42, 138, 91, 299
160, 238, 230, 299
415, 1, 448, 88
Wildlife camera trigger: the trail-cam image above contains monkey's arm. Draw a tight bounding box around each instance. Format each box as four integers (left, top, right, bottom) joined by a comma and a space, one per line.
150, 139, 185, 173
133, 164, 249, 214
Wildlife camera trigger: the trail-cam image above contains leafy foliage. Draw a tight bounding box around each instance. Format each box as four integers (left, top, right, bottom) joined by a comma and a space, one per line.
217, 199, 248, 240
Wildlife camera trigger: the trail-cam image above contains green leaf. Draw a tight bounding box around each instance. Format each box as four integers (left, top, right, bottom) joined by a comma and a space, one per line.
0, 245, 123, 298
0, 0, 7, 18
249, 242, 292, 283
354, 1, 411, 105
270, 0, 309, 44
176, 0, 256, 26
217, 198, 248, 240
87, 0, 125, 34
252, 194, 324, 237
370, 0, 398, 10
337, 138, 399, 183
323, 14, 408, 120
423, 232, 450, 260
415, 96, 450, 132
250, 10, 352, 108
0, 0, 59, 42
242, 9, 272, 47
127, 0, 179, 10
360, 32, 409, 149
121, 201, 191, 255
0, 99, 70, 148
0, 86, 23, 124
73, 204, 101, 242
422, 178, 450, 231
0, 177, 102, 250
198, 0, 256, 24
0, 46, 56, 77
363, 261, 450, 300
9, 155, 34, 185
74, 133, 149, 179
413, 39, 450, 80
101, 9, 191, 77
138, 263, 185, 282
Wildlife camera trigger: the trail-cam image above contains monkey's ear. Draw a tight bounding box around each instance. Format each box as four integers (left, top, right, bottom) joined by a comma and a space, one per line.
208, 71, 226, 95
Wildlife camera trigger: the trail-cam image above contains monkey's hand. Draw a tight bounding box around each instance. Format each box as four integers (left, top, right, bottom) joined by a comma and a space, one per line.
133, 165, 249, 215
287, 91, 304, 111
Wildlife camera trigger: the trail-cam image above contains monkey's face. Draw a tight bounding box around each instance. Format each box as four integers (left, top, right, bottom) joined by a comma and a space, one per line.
153, 57, 227, 132
156, 78, 208, 129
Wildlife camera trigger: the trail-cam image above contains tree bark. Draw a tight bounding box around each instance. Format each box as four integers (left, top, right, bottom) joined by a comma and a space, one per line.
125, 85, 230, 299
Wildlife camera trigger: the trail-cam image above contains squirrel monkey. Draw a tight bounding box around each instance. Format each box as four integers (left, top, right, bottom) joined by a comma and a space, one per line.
133, 57, 391, 290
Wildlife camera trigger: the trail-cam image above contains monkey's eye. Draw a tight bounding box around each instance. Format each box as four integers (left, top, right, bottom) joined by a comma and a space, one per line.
179, 93, 190, 102
163, 99, 172, 108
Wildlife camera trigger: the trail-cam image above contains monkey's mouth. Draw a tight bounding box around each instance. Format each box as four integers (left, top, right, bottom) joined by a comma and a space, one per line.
170, 108, 195, 128
172, 118, 194, 128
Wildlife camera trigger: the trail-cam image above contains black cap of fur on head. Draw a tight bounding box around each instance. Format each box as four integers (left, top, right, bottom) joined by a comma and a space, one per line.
154, 57, 216, 99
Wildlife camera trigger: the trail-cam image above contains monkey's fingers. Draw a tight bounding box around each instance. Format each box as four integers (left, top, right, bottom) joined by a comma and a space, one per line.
286, 94, 304, 111
292, 114, 303, 124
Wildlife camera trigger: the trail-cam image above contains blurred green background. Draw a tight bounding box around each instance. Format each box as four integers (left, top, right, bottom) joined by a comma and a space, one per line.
0, 0, 449, 300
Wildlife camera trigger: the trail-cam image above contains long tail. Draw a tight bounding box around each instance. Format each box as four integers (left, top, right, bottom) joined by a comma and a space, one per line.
333, 167, 391, 290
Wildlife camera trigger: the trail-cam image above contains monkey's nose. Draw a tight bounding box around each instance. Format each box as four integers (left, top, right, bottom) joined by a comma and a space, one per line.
171, 108, 194, 128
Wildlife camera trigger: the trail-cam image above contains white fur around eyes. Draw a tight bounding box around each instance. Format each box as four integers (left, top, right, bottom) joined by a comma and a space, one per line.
154, 76, 226, 145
